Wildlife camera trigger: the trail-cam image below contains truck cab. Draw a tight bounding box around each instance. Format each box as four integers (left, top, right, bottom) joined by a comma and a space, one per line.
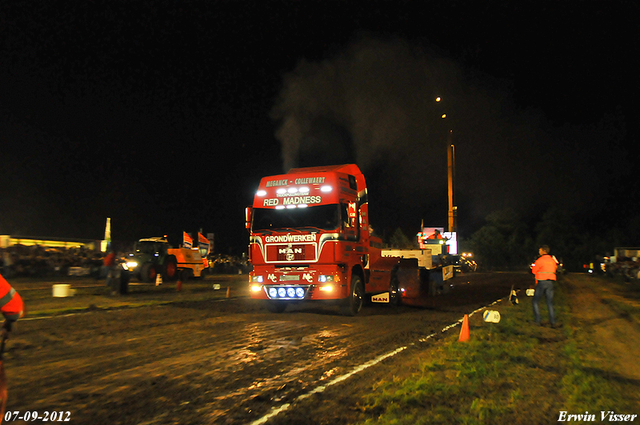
246, 164, 399, 315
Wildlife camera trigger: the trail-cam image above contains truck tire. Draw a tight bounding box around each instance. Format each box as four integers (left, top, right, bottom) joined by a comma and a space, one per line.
341, 275, 364, 316
389, 268, 400, 306
164, 256, 178, 281
266, 301, 287, 313
140, 263, 157, 283
181, 268, 194, 280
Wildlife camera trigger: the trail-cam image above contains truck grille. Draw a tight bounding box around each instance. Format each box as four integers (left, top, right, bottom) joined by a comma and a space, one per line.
266, 243, 316, 262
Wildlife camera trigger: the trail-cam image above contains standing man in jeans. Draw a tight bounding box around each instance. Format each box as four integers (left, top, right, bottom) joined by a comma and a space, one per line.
531, 245, 558, 327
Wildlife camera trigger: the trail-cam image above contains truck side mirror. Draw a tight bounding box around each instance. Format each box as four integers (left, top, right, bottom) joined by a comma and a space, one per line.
245, 206, 253, 231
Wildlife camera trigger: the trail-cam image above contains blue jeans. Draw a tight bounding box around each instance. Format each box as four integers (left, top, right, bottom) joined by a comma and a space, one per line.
533, 280, 555, 325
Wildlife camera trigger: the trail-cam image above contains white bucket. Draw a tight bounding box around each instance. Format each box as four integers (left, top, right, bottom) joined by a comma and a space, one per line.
52, 284, 72, 297
483, 310, 501, 323
213, 283, 221, 290
526, 288, 535, 297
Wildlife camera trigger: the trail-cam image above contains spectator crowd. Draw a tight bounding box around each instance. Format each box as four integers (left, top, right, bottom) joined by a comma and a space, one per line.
1, 245, 106, 278
1, 245, 251, 278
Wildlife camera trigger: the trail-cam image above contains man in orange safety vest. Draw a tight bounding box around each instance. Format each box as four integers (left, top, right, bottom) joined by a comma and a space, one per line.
531, 245, 558, 327
0, 274, 24, 338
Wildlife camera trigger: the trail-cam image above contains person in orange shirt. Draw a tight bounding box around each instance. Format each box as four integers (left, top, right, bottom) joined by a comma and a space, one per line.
531, 245, 558, 327
0, 273, 24, 339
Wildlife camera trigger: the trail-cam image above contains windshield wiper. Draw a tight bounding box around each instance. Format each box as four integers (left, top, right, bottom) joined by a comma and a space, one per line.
269, 227, 302, 233
298, 226, 329, 232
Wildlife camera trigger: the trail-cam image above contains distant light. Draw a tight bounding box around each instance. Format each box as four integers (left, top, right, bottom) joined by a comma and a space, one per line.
436, 97, 441, 102
321, 185, 332, 193
441, 114, 447, 119
256, 190, 267, 197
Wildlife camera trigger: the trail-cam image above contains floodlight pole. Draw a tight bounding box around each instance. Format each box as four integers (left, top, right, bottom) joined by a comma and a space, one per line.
447, 133, 456, 233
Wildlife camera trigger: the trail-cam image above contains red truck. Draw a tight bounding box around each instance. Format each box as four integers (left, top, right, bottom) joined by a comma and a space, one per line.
245, 164, 451, 315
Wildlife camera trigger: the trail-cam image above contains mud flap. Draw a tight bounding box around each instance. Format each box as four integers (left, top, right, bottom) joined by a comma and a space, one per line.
371, 292, 389, 303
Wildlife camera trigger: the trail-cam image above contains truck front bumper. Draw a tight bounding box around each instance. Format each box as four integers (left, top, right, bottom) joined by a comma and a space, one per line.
249, 266, 348, 301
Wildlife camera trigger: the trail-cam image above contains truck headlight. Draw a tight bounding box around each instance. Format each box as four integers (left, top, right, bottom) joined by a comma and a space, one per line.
318, 275, 334, 283
252, 275, 264, 283
126, 261, 138, 270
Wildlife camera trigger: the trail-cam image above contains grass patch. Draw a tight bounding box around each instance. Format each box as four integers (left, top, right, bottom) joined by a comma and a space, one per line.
358, 276, 637, 424
560, 276, 639, 414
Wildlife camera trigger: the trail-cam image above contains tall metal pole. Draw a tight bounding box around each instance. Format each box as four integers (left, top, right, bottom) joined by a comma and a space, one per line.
438, 96, 457, 234
447, 133, 456, 233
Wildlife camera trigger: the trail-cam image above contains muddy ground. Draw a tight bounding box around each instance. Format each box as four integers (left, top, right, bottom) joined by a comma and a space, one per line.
5, 273, 529, 424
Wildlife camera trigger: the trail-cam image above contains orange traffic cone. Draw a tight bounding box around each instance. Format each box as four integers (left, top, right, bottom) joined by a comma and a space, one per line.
226, 286, 230, 298
459, 314, 470, 342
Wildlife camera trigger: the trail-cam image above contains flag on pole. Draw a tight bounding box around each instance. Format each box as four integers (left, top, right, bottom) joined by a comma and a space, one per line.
198, 232, 210, 257
183, 232, 193, 249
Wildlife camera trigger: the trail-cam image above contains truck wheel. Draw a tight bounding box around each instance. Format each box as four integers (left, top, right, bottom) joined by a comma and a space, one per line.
140, 263, 157, 283
341, 275, 364, 316
389, 269, 400, 306
164, 257, 178, 281
266, 301, 287, 313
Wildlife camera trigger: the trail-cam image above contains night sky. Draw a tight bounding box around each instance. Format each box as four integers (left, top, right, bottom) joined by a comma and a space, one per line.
1, 1, 638, 253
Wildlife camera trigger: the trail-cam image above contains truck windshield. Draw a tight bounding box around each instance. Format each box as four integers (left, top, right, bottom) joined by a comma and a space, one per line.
252, 205, 340, 232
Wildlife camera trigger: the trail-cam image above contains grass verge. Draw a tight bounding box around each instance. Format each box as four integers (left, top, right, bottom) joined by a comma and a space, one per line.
357, 275, 638, 424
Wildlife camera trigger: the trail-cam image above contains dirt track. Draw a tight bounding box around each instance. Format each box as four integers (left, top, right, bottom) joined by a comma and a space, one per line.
5, 273, 523, 424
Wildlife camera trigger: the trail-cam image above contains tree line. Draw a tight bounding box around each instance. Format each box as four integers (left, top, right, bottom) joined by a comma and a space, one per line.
383, 207, 640, 272
467, 208, 640, 271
